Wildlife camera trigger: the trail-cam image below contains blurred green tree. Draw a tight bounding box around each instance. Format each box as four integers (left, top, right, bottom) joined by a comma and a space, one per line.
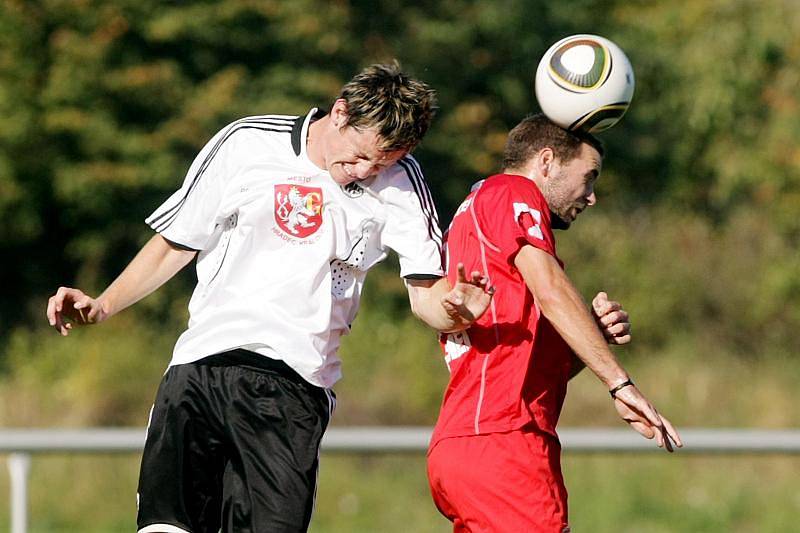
0, 0, 797, 362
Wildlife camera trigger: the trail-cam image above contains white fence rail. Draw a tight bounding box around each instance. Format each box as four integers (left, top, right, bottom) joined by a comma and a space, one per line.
3, 427, 800, 533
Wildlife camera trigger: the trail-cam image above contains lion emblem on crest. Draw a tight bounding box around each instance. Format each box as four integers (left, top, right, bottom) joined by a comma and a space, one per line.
274, 184, 324, 238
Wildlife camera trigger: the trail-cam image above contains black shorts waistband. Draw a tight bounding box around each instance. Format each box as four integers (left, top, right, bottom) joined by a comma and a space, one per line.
194, 349, 315, 389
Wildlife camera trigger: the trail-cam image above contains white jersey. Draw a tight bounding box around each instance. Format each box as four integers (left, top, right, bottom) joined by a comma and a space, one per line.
146, 108, 443, 387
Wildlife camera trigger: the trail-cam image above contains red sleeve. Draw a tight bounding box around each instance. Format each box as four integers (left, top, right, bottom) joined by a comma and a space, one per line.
473, 178, 556, 265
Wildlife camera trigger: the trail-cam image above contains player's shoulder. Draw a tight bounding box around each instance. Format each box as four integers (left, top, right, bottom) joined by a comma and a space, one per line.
383, 154, 424, 181
371, 154, 427, 194
219, 113, 298, 139
482, 173, 537, 191
207, 113, 298, 159
476, 173, 545, 203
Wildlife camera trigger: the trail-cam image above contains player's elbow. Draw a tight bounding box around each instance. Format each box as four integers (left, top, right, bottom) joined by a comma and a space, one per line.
408, 298, 426, 322
530, 275, 568, 318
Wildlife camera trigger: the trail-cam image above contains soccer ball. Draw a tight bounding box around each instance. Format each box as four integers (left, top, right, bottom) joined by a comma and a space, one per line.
534, 34, 635, 133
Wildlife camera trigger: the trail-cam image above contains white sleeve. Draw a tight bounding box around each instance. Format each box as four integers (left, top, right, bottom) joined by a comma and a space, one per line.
145, 122, 245, 250
378, 156, 444, 278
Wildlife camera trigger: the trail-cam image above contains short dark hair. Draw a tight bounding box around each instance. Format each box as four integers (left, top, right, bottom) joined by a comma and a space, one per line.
338, 61, 438, 152
502, 113, 604, 171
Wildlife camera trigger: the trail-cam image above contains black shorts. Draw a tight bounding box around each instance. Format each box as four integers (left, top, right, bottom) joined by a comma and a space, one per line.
136, 349, 336, 533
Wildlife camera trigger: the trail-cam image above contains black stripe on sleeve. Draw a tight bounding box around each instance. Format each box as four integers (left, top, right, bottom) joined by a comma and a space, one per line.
161, 236, 200, 252
403, 273, 442, 280
397, 157, 443, 250
149, 117, 295, 233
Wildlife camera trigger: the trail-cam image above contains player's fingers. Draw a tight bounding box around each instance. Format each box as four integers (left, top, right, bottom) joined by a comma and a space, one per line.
627, 419, 655, 440
75, 296, 96, 323
653, 421, 665, 448
660, 414, 683, 448
599, 313, 625, 328
610, 333, 632, 345
54, 313, 67, 335
442, 291, 464, 307
619, 389, 663, 431
592, 292, 621, 315
591, 292, 607, 315
53, 287, 69, 313
86, 302, 101, 323
599, 310, 628, 327
606, 322, 630, 336
592, 291, 608, 305
440, 297, 458, 317
455, 263, 468, 284
662, 426, 674, 452
56, 287, 86, 314
620, 390, 664, 431
601, 326, 630, 345
59, 319, 70, 336
73, 295, 88, 310
47, 296, 58, 325
644, 406, 664, 434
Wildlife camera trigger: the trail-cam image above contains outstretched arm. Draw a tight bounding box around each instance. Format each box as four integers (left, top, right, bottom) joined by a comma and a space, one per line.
46, 234, 197, 335
406, 264, 493, 333
514, 244, 682, 452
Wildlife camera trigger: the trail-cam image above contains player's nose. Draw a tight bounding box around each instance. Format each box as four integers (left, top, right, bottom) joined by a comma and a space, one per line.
586, 190, 597, 206
353, 161, 378, 180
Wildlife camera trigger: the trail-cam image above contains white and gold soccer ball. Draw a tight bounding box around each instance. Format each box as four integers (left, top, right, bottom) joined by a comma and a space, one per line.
534, 34, 635, 133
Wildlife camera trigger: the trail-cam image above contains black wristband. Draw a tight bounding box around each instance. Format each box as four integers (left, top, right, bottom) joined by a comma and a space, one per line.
609, 379, 634, 399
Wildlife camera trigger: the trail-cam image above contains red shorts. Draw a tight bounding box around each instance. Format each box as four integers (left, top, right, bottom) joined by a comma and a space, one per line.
427, 429, 569, 533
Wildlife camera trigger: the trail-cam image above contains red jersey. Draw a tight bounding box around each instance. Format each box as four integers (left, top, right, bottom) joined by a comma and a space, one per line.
431, 174, 573, 447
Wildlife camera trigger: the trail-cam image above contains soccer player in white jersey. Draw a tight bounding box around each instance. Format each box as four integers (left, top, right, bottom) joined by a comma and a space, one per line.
46, 63, 493, 533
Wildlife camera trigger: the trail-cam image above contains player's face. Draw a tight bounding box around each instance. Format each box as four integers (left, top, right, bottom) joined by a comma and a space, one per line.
543, 143, 602, 227
325, 125, 407, 185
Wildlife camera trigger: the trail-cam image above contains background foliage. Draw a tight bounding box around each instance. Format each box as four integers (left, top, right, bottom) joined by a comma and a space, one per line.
1, 0, 798, 531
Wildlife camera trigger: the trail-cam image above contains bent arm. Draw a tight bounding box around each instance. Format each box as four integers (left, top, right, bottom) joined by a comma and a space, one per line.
406, 267, 492, 333
514, 244, 682, 451
568, 353, 586, 380
514, 245, 628, 388
47, 234, 196, 334
407, 277, 464, 333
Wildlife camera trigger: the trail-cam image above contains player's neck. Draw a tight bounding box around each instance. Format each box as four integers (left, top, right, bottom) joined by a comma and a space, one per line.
504, 165, 540, 185
306, 116, 329, 170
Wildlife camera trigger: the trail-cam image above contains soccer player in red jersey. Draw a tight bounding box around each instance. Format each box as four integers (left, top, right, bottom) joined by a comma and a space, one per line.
427, 114, 682, 532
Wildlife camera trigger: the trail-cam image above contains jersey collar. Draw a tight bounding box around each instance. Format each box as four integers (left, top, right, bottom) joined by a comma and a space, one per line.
291, 107, 328, 157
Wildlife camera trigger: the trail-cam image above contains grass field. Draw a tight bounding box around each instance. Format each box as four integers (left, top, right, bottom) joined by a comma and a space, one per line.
0, 314, 797, 531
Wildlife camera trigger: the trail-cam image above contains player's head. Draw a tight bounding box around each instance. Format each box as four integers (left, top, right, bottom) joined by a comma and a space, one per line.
502, 114, 604, 228
323, 62, 438, 185
339, 62, 437, 152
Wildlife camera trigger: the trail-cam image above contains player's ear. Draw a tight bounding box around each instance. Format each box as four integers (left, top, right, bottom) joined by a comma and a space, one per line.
537, 148, 555, 179
331, 99, 349, 129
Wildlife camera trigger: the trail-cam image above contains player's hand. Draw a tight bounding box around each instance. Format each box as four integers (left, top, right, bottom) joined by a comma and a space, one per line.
612, 383, 682, 452
441, 264, 494, 326
46, 287, 108, 336
592, 292, 631, 345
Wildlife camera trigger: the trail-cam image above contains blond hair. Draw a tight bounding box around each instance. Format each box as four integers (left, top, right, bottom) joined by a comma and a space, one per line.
338, 62, 438, 152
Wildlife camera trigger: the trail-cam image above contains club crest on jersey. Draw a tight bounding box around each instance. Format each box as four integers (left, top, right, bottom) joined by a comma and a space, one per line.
274, 184, 324, 239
